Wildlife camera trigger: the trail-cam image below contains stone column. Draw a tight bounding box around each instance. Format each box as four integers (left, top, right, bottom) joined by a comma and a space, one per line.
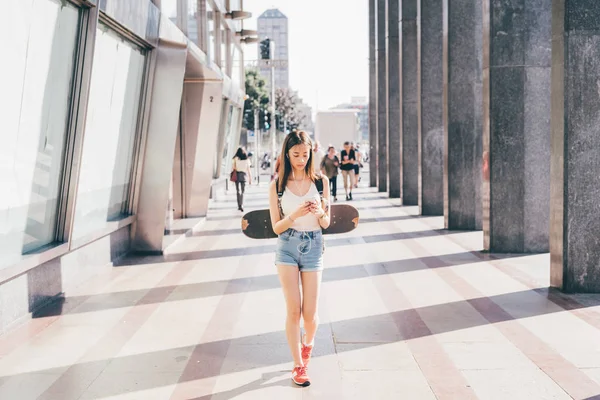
369, 0, 378, 187
482, 0, 551, 253
377, 0, 388, 192
417, 0, 444, 216
401, 0, 418, 205
550, 0, 600, 293
387, 0, 401, 198
443, 0, 483, 230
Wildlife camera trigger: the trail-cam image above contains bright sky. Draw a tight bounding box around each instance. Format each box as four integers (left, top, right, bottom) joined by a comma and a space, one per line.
242, 0, 369, 114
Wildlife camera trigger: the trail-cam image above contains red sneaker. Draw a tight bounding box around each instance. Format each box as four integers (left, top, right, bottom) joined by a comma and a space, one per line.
291, 365, 310, 387
301, 342, 314, 366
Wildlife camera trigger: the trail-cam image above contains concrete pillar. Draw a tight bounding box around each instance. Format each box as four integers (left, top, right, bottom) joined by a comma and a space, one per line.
387, 0, 401, 198
377, 0, 388, 192
132, 37, 188, 253
417, 0, 444, 216
401, 0, 418, 205
369, 0, 378, 187
482, 0, 551, 253
550, 0, 600, 293
183, 81, 224, 217
443, 0, 483, 230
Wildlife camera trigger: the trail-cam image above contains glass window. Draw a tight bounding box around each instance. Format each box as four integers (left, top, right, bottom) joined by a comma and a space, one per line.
228, 0, 242, 30
220, 24, 228, 70
220, 104, 234, 173
162, 0, 178, 20
0, 0, 80, 269
207, 2, 216, 63
72, 24, 147, 240
231, 44, 242, 89
229, 0, 241, 11
187, 0, 199, 45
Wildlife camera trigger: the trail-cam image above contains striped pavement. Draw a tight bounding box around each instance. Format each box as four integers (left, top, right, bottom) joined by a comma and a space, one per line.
0, 176, 600, 400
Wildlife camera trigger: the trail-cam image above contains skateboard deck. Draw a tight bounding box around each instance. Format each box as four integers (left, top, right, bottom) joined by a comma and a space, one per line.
241, 204, 360, 239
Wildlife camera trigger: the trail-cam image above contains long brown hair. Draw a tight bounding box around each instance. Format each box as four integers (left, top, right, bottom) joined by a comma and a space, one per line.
277, 131, 318, 192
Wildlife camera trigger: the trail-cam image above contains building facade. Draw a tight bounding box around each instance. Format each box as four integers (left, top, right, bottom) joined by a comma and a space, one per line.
257, 8, 289, 89
297, 101, 315, 134
0, 0, 250, 334
333, 97, 369, 141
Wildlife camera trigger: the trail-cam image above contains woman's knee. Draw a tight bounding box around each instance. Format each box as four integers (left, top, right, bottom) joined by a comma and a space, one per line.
287, 307, 302, 323
302, 310, 319, 324
302, 313, 319, 325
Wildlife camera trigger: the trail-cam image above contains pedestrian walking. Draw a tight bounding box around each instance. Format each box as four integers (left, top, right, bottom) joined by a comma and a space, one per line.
340, 141, 356, 200
312, 141, 326, 174
232, 147, 252, 212
320, 145, 340, 202
268, 130, 331, 387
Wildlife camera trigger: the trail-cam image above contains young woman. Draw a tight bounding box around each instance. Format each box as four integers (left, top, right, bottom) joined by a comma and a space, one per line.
269, 131, 331, 387
232, 147, 252, 212
320, 145, 340, 202
340, 141, 356, 200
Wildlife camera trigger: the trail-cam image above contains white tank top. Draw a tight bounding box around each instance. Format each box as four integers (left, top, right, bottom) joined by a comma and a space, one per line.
280, 182, 322, 231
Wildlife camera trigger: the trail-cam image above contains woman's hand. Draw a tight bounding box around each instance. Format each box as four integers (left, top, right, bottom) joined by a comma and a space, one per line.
290, 202, 311, 220
307, 199, 325, 218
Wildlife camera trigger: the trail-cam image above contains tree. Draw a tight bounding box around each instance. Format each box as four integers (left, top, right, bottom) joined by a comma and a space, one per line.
243, 69, 269, 130
275, 88, 306, 133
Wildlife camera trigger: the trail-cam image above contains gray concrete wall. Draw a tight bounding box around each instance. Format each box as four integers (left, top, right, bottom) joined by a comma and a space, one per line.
482, 0, 551, 253
401, 0, 419, 205
550, 0, 600, 293
443, 0, 483, 230
387, 0, 401, 198
417, 0, 444, 216
0, 227, 130, 335
369, 0, 378, 187
377, 0, 388, 192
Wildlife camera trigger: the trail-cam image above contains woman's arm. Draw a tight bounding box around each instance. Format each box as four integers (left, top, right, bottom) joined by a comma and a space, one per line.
341, 152, 350, 164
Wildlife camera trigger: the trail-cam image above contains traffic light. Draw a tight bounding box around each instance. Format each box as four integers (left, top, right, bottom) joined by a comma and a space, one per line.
264, 112, 271, 130
260, 38, 271, 60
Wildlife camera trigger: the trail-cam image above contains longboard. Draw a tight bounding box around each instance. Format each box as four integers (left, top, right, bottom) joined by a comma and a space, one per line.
241, 204, 360, 239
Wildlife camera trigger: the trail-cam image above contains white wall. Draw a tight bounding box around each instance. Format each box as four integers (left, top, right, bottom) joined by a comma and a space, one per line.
315, 111, 360, 151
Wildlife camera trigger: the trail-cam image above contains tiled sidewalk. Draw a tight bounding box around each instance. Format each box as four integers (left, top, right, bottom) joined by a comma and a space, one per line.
1, 181, 600, 399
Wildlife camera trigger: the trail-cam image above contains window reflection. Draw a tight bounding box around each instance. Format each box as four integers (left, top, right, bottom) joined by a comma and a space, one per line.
0, 0, 80, 269
207, 2, 216, 63
220, 24, 228, 69
162, 0, 178, 19
72, 24, 147, 240
232, 44, 242, 88
188, 0, 199, 45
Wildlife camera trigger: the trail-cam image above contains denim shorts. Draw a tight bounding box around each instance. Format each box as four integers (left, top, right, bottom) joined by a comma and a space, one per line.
275, 229, 324, 272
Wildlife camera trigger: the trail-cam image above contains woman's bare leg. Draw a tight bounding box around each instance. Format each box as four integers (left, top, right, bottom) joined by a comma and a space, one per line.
300, 271, 322, 345
277, 265, 303, 366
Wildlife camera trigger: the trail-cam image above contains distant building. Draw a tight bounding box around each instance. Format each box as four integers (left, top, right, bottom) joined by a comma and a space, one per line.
315, 110, 360, 149
297, 101, 314, 133
332, 97, 369, 141
257, 8, 289, 90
